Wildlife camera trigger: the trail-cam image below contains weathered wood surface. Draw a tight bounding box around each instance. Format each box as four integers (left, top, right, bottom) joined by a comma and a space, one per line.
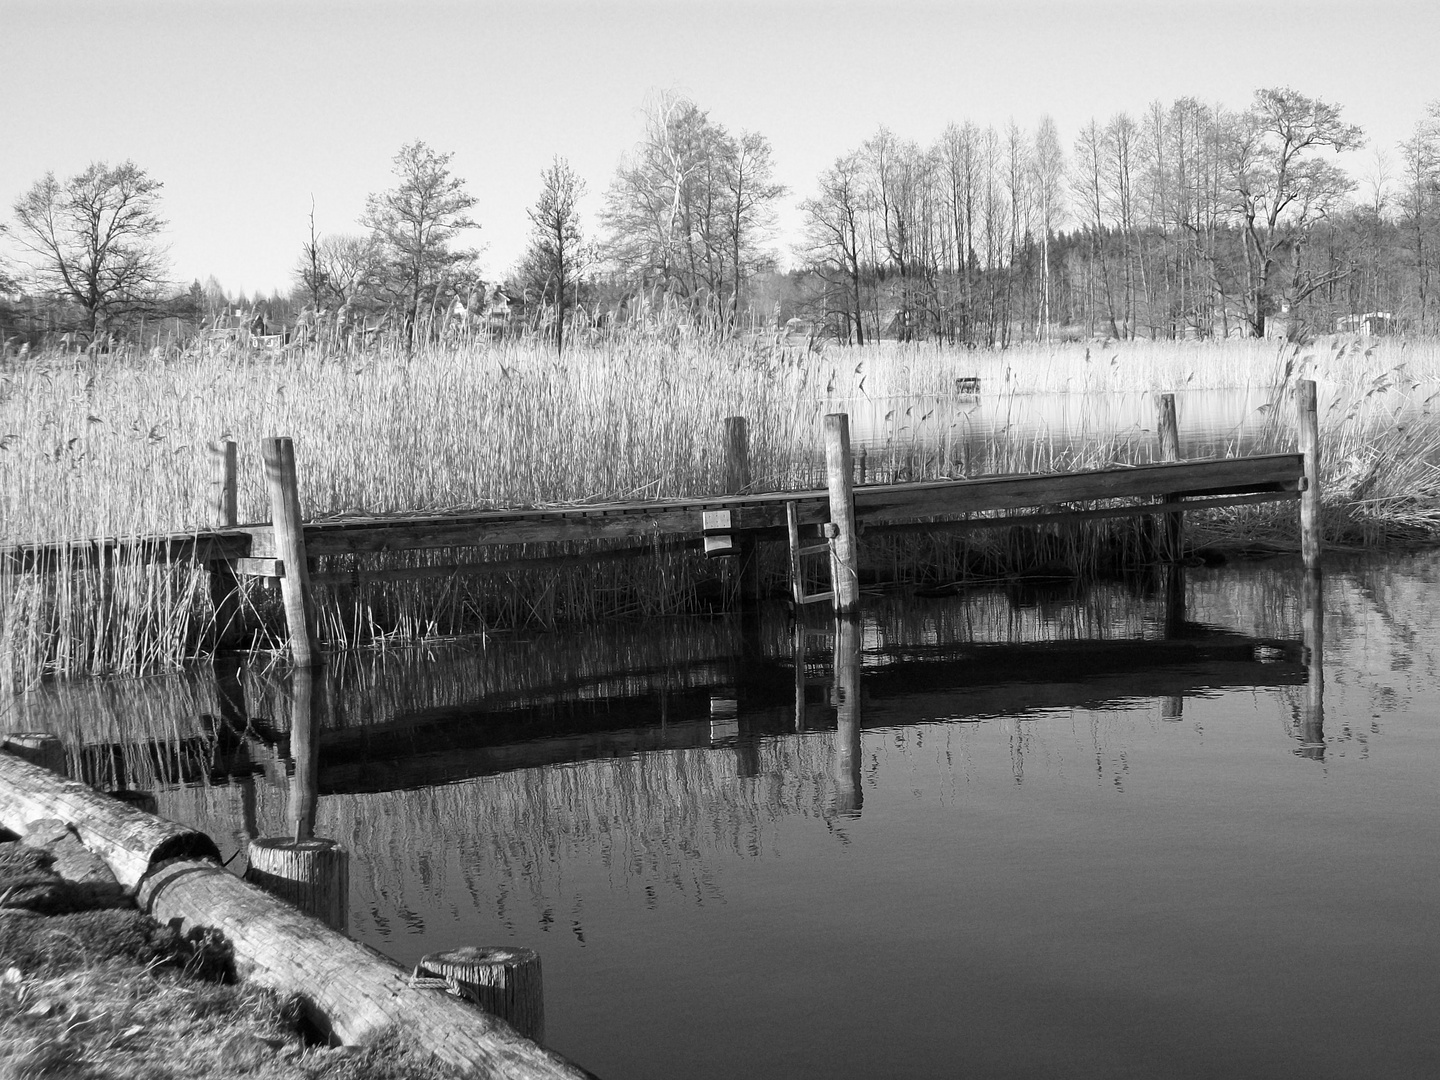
140, 859, 596, 1079
418, 947, 545, 1044
264, 437, 318, 665
0, 750, 218, 888
245, 837, 349, 931
825, 414, 861, 613
3, 453, 1305, 571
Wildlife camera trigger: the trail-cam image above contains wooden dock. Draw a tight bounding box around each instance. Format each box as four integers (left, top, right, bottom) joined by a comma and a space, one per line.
1, 382, 1323, 662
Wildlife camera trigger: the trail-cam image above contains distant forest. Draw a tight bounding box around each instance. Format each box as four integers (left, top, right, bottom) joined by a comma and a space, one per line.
3, 87, 1439, 349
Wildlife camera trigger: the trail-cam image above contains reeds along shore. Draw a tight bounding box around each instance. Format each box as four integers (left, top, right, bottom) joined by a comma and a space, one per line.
3, 333, 1440, 681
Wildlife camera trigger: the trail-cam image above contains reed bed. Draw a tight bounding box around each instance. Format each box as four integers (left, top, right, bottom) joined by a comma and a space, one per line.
4, 333, 1440, 679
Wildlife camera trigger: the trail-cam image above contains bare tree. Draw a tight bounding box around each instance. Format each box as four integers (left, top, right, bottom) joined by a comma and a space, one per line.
1226, 87, 1364, 337
1399, 102, 1440, 330
1032, 117, 1066, 340
518, 156, 588, 351
11, 161, 168, 338
799, 151, 870, 343
363, 141, 477, 349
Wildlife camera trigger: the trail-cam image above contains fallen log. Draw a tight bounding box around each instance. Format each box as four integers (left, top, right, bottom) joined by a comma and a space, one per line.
0, 751, 217, 888
0, 748, 597, 1079
140, 860, 593, 1079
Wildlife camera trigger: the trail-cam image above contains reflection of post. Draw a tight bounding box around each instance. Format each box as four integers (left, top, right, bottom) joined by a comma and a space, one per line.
1160, 697, 1183, 721
793, 619, 807, 733
288, 666, 319, 842
1163, 561, 1186, 639
244, 665, 349, 931
1300, 570, 1325, 760
1297, 380, 1322, 572
832, 614, 863, 817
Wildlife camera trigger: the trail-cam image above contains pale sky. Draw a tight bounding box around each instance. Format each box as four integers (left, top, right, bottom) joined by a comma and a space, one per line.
2, 0, 1435, 298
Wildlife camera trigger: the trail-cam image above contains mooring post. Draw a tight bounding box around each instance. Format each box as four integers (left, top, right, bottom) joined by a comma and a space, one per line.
262, 437, 319, 666
416, 946, 546, 1044
723, 415, 762, 603
723, 415, 751, 494
1297, 379, 1322, 571
824, 413, 861, 614
1158, 393, 1183, 561
209, 438, 242, 651
832, 614, 863, 817
212, 438, 238, 527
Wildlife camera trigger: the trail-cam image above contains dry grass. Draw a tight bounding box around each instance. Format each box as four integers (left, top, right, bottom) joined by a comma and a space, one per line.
3, 332, 1439, 679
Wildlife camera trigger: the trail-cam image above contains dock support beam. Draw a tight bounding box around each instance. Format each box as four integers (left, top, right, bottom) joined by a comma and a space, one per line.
1157, 393, 1183, 560
724, 416, 762, 604
263, 437, 319, 667
824, 414, 861, 615
1297, 379, 1322, 571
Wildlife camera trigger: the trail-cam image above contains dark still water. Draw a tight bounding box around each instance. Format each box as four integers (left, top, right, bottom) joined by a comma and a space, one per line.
9, 554, 1440, 1078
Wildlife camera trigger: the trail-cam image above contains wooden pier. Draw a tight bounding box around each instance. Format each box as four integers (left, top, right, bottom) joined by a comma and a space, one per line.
1, 381, 1323, 661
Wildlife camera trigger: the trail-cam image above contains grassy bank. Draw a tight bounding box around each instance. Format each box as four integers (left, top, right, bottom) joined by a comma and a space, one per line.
3, 333, 1439, 680
0, 838, 461, 1080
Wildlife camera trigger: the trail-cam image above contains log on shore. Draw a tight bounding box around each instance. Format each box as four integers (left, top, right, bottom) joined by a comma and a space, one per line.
0, 747, 596, 1079
0, 751, 218, 888
140, 860, 593, 1079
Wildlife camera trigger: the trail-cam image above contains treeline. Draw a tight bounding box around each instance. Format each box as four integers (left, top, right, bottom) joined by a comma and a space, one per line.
798, 90, 1439, 343
2, 87, 1438, 350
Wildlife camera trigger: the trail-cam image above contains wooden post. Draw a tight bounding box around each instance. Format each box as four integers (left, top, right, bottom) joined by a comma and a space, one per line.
831, 614, 863, 817
722, 416, 751, 494
724, 416, 761, 603
416, 946, 545, 1045
212, 438, 238, 527
823, 414, 861, 615
1, 733, 67, 777
1297, 379, 1322, 571
209, 439, 242, 651
246, 838, 348, 931
1157, 393, 1183, 561
263, 437, 318, 666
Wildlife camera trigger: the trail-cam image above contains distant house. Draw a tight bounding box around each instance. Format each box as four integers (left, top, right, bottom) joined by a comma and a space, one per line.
1335, 311, 1393, 337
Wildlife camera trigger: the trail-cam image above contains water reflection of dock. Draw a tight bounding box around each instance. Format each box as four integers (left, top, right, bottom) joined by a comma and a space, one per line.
5, 569, 1316, 805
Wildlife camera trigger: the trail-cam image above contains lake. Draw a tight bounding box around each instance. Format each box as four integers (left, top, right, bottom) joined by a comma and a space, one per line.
7, 550, 1439, 1078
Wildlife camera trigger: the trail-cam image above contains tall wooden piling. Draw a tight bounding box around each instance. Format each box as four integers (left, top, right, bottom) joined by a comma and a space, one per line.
824, 414, 861, 615
263, 437, 318, 666
1157, 393, 1183, 560
722, 416, 751, 494
1297, 379, 1322, 571
724, 416, 761, 602
212, 438, 238, 527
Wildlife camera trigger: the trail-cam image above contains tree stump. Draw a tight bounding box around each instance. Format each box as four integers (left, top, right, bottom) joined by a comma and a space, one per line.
417, 946, 545, 1044
245, 837, 349, 931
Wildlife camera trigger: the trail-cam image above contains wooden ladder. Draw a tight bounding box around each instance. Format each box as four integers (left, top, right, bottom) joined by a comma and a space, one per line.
786, 501, 836, 606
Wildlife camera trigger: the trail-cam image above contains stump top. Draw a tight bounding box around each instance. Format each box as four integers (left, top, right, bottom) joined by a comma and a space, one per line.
424, 945, 539, 966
